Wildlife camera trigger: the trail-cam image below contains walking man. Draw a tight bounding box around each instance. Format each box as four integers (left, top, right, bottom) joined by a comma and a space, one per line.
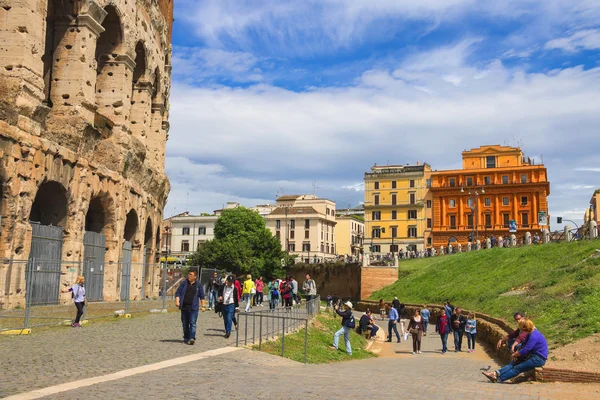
290, 276, 299, 304
175, 270, 206, 345
302, 273, 317, 314
208, 271, 220, 310
218, 275, 239, 338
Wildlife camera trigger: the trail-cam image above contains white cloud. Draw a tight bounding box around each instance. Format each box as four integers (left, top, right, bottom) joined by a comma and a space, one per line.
545, 29, 600, 52
574, 167, 600, 172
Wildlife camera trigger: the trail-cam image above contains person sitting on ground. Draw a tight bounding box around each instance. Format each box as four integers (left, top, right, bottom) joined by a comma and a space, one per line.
359, 309, 379, 340
407, 309, 425, 355
483, 319, 548, 383
496, 312, 526, 351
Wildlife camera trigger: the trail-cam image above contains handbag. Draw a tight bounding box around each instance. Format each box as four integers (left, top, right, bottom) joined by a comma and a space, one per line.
409, 327, 420, 335
250, 287, 256, 294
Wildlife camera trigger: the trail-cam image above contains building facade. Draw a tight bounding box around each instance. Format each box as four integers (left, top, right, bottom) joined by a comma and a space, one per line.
585, 190, 600, 227
363, 163, 432, 255
430, 145, 550, 248
335, 215, 364, 259
265, 195, 337, 263
0, 0, 173, 307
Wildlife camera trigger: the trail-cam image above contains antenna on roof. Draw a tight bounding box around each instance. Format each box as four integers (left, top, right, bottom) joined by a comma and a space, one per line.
312, 181, 319, 196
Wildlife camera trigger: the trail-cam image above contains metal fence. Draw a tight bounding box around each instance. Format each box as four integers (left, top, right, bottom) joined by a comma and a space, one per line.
235, 296, 321, 363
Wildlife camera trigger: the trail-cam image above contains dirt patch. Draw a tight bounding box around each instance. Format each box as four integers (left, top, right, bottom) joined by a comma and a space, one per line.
547, 334, 600, 373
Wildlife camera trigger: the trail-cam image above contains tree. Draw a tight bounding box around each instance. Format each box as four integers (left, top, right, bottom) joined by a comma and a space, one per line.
189, 207, 285, 278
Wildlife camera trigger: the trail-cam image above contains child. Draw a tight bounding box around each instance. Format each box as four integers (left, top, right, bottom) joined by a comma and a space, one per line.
465, 312, 477, 353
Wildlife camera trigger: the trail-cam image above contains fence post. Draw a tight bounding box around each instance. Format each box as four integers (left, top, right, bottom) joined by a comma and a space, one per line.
244, 313, 248, 346
24, 258, 34, 329
304, 319, 309, 364
236, 314, 240, 347
252, 312, 256, 344
162, 263, 167, 311
259, 314, 263, 351
82, 261, 87, 322
281, 314, 285, 357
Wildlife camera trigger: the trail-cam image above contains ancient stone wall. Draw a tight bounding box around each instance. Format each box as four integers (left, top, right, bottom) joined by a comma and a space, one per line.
359, 266, 398, 300
0, 0, 173, 307
287, 263, 362, 300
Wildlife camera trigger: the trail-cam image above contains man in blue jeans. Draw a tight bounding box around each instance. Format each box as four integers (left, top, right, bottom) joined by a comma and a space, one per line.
484, 319, 548, 383
175, 270, 206, 345
218, 275, 240, 338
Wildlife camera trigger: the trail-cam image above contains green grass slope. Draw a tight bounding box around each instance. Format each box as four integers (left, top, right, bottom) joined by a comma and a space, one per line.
371, 240, 600, 347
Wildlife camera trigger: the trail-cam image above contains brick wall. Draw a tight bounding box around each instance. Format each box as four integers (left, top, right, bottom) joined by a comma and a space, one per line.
359, 267, 398, 300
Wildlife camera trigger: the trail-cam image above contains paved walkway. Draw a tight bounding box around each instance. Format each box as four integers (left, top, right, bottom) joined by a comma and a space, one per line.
2, 311, 600, 399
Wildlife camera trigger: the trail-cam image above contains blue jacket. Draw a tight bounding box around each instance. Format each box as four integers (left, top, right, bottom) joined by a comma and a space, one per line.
175, 280, 206, 311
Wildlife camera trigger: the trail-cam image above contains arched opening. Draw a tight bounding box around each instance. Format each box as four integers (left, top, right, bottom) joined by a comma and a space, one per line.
151, 67, 160, 102
132, 41, 147, 87
123, 209, 138, 242
130, 42, 151, 137
84, 194, 115, 301
29, 181, 68, 227
85, 197, 106, 233
144, 218, 153, 247
142, 218, 153, 298
95, 6, 124, 116
42, 0, 72, 105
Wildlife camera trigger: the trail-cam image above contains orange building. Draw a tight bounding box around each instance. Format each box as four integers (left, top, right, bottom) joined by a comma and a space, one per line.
429, 145, 550, 248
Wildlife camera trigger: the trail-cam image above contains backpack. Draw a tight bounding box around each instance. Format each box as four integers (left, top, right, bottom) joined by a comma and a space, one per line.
345, 314, 356, 329
271, 286, 279, 297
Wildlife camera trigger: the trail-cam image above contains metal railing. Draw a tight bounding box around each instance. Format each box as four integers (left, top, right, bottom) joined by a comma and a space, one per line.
235, 296, 320, 363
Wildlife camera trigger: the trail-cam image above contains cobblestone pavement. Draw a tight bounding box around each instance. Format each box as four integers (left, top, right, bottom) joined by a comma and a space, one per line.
4, 311, 600, 399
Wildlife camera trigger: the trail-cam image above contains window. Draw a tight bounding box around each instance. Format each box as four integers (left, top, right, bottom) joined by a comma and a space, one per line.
502, 175, 509, 184
426, 179, 432, 188
391, 226, 398, 238
449, 178, 456, 187
288, 243, 295, 252
391, 193, 397, 205
467, 214, 473, 228
503, 213, 510, 228
276, 220, 281, 229
305, 219, 310, 229
521, 174, 527, 184
198, 226, 206, 235
372, 211, 381, 220
485, 214, 492, 228
503, 196, 509, 206
372, 228, 381, 238
521, 196, 528, 206
408, 210, 417, 219
466, 177, 473, 186
321, 243, 325, 252
410, 180, 415, 188
427, 218, 432, 228
409, 193, 416, 204
468, 198, 474, 208
408, 227, 417, 237
182, 226, 190, 235
390, 244, 399, 253
426, 200, 432, 208
290, 220, 295, 229
374, 194, 379, 205
522, 213, 529, 227
290, 230, 295, 239
326, 208, 330, 216
391, 210, 397, 220
427, 237, 432, 246
374, 181, 379, 190
304, 230, 310, 239
302, 243, 310, 252
326, 245, 330, 254
484, 176, 491, 185
486, 156, 496, 168
276, 231, 281, 239
484, 198, 491, 207
391, 181, 397, 189
372, 245, 381, 253
449, 199, 456, 208
181, 240, 189, 252
450, 215, 456, 229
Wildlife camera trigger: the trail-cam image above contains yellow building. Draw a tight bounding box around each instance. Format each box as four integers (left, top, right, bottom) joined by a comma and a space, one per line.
335, 215, 365, 259
364, 163, 432, 255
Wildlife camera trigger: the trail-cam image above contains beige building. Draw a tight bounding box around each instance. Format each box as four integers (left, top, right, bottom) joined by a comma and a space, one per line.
335, 215, 364, 259
265, 195, 337, 263
0, 0, 173, 307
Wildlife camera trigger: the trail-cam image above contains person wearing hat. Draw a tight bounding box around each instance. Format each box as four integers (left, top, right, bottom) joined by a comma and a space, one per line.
218, 275, 240, 338
331, 301, 354, 355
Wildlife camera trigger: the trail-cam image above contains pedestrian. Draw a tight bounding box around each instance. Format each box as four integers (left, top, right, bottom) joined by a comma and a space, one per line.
483, 319, 548, 383
331, 301, 354, 355
421, 305, 430, 336
218, 275, 239, 339
436, 308, 450, 354
254, 276, 264, 306
407, 309, 425, 355
290, 276, 299, 304
282, 278, 293, 309
398, 303, 409, 341
451, 307, 466, 351
175, 270, 206, 345
379, 298, 386, 320
302, 273, 317, 314
242, 274, 255, 312
496, 311, 526, 352
269, 278, 279, 310
386, 303, 401, 343
61, 276, 86, 328
359, 309, 379, 340
208, 271, 220, 311
465, 312, 477, 353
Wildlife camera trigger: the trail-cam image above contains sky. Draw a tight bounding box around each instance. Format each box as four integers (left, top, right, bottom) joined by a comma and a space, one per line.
164, 0, 600, 230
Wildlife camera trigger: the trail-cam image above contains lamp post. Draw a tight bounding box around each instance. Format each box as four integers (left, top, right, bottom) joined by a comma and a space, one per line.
461, 186, 485, 244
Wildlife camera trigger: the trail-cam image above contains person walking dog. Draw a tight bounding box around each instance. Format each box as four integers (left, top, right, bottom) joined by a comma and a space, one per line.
61, 276, 86, 328
175, 270, 206, 345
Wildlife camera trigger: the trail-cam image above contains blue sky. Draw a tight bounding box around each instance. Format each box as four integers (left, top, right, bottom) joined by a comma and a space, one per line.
165, 0, 600, 229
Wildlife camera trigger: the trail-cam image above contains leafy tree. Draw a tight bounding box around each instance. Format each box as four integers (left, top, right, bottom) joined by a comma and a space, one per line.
189, 207, 285, 278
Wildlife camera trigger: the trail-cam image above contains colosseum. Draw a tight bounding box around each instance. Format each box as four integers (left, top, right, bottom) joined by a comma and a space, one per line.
0, 0, 173, 308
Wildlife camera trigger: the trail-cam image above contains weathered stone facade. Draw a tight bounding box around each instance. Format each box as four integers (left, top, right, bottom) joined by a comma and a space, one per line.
0, 0, 173, 307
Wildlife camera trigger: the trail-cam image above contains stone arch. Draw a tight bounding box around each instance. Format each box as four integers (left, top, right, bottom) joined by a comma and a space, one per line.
123, 209, 138, 242
151, 67, 160, 101
132, 41, 148, 86
29, 181, 68, 227
42, 0, 68, 105
85, 192, 116, 235
144, 217, 153, 247
95, 5, 124, 69
129, 41, 152, 137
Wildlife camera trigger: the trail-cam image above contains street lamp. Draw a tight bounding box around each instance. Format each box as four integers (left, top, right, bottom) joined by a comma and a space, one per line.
461, 187, 485, 243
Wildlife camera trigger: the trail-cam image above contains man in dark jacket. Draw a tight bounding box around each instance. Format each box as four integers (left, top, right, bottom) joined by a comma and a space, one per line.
218, 275, 239, 338
208, 271, 221, 310
331, 301, 354, 355
359, 309, 379, 340
451, 307, 467, 351
175, 270, 206, 345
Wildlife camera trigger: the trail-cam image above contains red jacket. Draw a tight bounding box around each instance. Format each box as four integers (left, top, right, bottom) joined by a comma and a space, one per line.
234, 280, 242, 301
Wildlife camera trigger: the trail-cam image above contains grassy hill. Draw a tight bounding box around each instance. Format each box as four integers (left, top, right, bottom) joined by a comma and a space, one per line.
371, 240, 600, 347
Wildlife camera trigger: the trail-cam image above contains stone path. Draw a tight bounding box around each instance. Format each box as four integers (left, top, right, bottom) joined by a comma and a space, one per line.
3, 311, 600, 399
